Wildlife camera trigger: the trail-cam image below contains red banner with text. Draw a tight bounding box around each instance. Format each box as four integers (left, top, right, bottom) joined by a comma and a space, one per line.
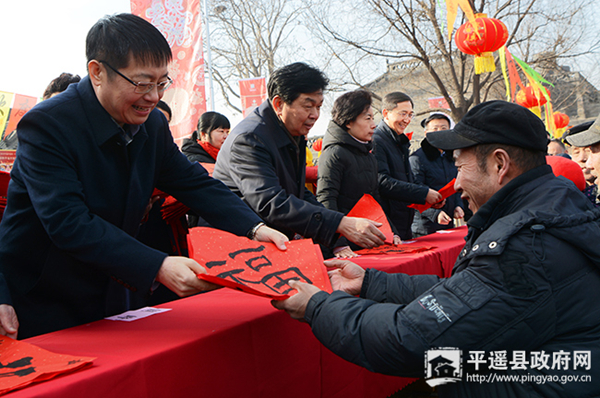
240, 77, 267, 118
131, 0, 207, 146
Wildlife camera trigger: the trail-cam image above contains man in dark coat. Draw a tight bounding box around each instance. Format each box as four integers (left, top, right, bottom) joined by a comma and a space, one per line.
274, 101, 600, 398
373, 92, 442, 239
0, 14, 286, 338
214, 63, 386, 252
410, 113, 464, 236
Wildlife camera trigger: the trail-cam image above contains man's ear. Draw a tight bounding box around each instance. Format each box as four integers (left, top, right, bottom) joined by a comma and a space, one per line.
271, 96, 284, 116
381, 108, 389, 120
493, 149, 511, 185
88, 60, 102, 86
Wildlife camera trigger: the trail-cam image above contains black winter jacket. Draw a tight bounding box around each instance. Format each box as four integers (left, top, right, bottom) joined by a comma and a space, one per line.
305, 165, 600, 398
373, 122, 428, 239
181, 132, 216, 164
317, 121, 380, 214
213, 101, 343, 246
409, 138, 463, 236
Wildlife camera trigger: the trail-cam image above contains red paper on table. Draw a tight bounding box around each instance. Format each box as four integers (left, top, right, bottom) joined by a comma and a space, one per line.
345, 194, 394, 244
408, 178, 457, 213
0, 335, 95, 396
355, 244, 436, 255
188, 227, 332, 300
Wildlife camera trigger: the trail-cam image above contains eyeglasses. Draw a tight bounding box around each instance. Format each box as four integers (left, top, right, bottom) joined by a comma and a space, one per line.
100, 61, 173, 94
391, 110, 414, 120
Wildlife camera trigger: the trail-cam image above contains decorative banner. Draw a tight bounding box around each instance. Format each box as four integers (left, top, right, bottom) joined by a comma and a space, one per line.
0, 92, 15, 139
428, 96, 451, 110
345, 194, 394, 244
408, 178, 457, 213
2, 94, 38, 140
445, 0, 476, 40
131, 0, 207, 147
239, 77, 267, 118
0, 151, 16, 172
0, 335, 95, 396
187, 227, 332, 299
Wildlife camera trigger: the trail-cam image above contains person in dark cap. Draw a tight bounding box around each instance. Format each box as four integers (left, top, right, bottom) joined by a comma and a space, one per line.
564, 120, 597, 205
566, 115, 600, 204
273, 100, 600, 398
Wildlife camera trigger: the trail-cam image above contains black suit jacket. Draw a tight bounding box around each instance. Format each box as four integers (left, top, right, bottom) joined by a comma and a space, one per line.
0, 77, 261, 338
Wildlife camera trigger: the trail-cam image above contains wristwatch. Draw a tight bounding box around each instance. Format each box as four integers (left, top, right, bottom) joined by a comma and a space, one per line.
247, 222, 266, 240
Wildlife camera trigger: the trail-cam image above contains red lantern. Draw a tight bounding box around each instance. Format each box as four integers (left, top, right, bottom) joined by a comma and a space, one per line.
553, 112, 570, 129
455, 14, 508, 74
516, 85, 550, 118
312, 138, 323, 152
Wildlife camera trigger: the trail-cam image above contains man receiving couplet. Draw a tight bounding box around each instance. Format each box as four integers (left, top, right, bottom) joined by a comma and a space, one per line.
214, 63, 386, 256
0, 14, 286, 339
373, 92, 443, 239
275, 101, 600, 397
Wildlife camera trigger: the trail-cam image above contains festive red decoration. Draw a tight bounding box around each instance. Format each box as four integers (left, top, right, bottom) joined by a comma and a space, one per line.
546, 156, 585, 191
516, 85, 550, 118
455, 14, 508, 74
312, 138, 323, 152
553, 112, 570, 129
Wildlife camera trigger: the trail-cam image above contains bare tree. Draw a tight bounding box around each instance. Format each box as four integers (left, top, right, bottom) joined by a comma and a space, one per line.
207, 0, 313, 113
310, 0, 600, 121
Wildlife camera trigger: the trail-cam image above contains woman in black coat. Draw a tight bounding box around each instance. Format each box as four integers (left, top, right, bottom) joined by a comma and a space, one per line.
181, 112, 230, 164
317, 90, 400, 255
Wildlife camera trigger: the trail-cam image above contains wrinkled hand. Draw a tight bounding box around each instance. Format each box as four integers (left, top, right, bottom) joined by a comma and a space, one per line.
425, 189, 443, 205
393, 235, 402, 245
253, 225, 289, 251
333, 246, 358, 258
271, 280, 321, 320
337, 217, 385, 249
0, 304, 18, 339
437, 210, 452, 225
156, 256, 220, 297
454, 207, 465, 219
324, 259, 365, 296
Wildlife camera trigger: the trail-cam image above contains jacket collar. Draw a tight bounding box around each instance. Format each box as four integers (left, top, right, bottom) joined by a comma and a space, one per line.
77, 76, 148, 147
323, 120, 372, 153
377, 121, 410, 148
468, 164, 554, 232
421, 137, 448, 161
258, 100, 303, 149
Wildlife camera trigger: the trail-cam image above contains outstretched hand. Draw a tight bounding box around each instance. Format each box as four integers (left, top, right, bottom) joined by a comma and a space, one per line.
324, 259, 365, 296
271, 280, 321, 320
254, 225, 289, 251
0, 304, 18, 339
337, 217, 386, 249
157, 256, 221, 297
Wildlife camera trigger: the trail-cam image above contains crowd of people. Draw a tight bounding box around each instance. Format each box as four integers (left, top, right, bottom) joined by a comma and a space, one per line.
0, 11, 599, 397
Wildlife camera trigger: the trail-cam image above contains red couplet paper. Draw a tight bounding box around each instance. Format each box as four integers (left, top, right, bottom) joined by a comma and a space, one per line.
408, 178, 457, 213
355, 244, 436, 255
345, 194, 394, 244
0, 336, 95, 396
188, 227, 332, 300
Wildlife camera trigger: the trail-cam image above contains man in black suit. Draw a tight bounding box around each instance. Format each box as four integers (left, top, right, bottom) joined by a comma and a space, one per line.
0, 14, 286, 338
214, 63, 386, 258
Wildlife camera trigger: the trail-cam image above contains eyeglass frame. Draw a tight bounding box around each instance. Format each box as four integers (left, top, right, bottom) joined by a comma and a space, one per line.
99, 60, 173, 94
389, 110, 415, 120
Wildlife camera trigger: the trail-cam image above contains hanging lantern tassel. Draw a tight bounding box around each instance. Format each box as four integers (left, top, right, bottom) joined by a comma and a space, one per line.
474, 52, 496, 74
455, 14, 509, 75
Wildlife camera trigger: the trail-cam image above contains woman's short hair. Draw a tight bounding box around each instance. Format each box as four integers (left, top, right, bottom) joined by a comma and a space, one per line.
331, 90, 372, 130
198, 112, 230, 137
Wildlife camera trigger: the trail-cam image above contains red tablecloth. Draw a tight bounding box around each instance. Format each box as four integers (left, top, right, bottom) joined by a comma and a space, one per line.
352, 226, 467, 278
9, 227, 468, 398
